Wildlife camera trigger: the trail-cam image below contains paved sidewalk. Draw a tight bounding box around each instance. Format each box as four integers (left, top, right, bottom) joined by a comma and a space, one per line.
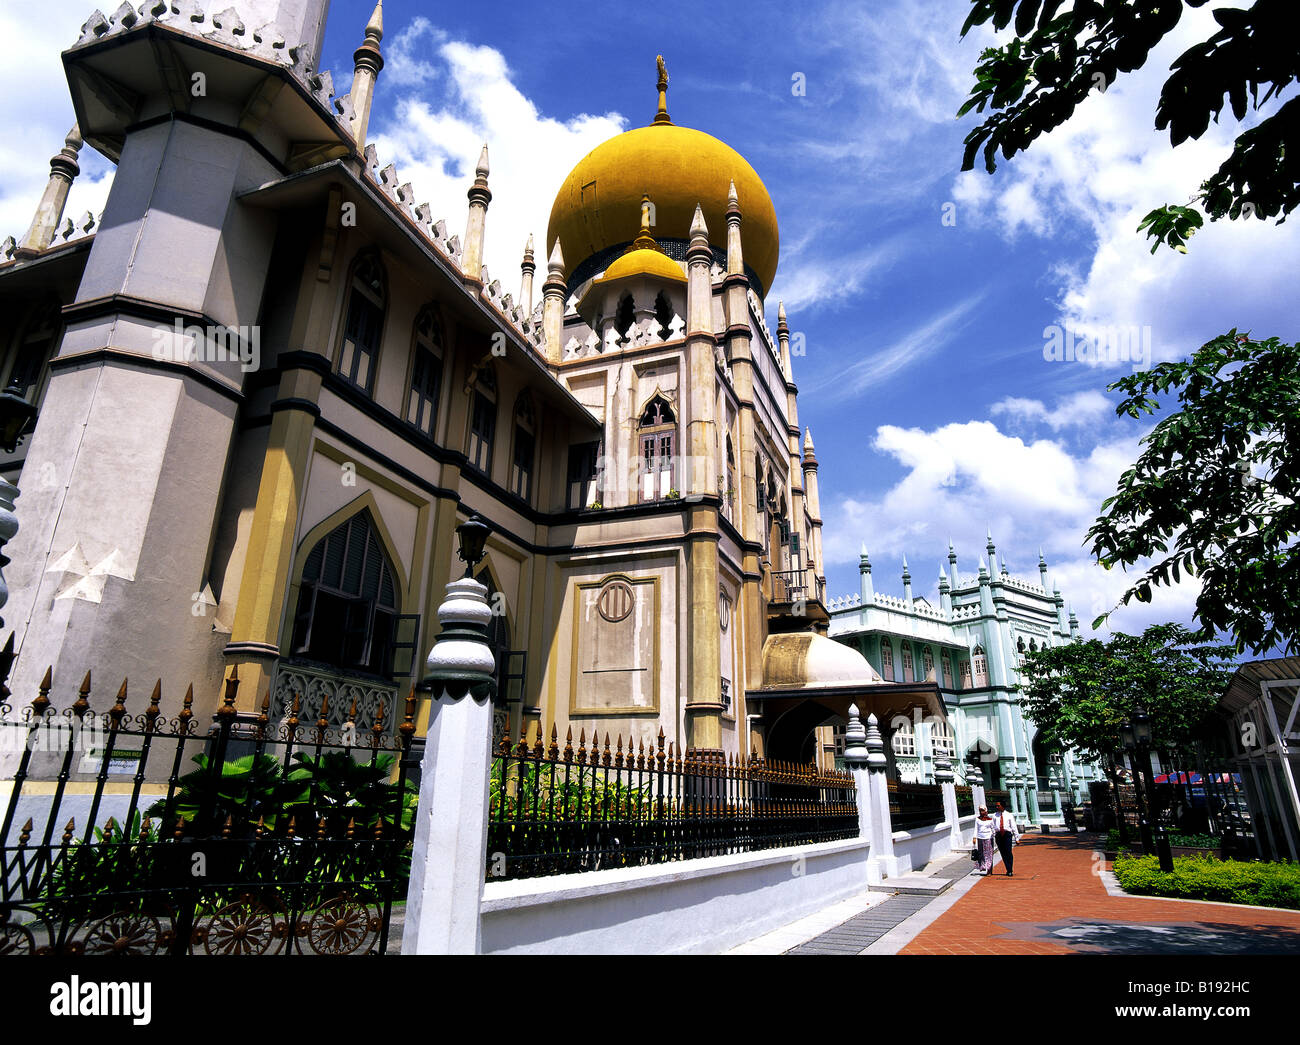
900, 832, 1300, 955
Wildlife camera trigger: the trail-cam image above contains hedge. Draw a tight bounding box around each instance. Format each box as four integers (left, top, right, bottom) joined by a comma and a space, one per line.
1113, 853, 1300, 910
1106, 829, 1220, 851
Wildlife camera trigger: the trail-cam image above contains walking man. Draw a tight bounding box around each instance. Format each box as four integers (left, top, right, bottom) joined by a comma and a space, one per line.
994, 800, 1020, 876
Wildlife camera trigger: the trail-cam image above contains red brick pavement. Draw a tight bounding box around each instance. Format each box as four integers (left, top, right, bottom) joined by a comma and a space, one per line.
901, 832, 1300, 955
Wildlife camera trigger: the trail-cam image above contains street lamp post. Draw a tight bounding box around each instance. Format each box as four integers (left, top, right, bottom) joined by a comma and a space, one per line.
1122, 707, 1174, 872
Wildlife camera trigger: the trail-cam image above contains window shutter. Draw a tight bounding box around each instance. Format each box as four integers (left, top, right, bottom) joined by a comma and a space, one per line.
389, 613, 421, 678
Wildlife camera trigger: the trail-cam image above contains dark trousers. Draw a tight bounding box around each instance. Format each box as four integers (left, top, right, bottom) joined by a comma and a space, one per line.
995, 831, 1015, 874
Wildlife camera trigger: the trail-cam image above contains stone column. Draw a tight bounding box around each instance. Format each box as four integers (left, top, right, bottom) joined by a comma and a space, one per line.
864, 713, 900, 880
461, 145, 491, 282
402, 575, 497, 955
18, 127, 81, 255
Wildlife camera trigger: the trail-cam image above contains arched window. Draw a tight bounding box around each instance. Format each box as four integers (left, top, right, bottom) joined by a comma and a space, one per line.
290, 510, 399, 676
5, 301, 61, 402
510, 393, 536, 502
960, 657, 972, 689
654, 291, 674, 339
901, 641, 915, 683
891, 718, 915, 757
880, 640, 895, 682
724, 434, 737, 517
972, 644, 989, 687
932, 720, 956, 759
922, 645, 935, 681
615, 293, 635, 340
638, 395, 676, 500
941, 651, 953, 688
405, 305, 443, 437
339, 251, 385, 393
467, 367, 497, 475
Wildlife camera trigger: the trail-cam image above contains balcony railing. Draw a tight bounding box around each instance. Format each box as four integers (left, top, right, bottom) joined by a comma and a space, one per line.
770, 568, 825, 606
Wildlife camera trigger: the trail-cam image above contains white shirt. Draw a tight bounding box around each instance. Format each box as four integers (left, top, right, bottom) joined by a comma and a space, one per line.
995, 810, 1019, 839
974, 817, 996, 839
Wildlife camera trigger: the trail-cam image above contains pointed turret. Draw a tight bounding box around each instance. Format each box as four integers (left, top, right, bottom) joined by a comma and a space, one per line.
519, 234, 536, 314
725, 179, 745, 277
901, 554, 913, 604
686, 204, 712, 336
462, 143, 492, 282
776, 300, 792, 380
17, 126, 82, 255
542, 238, 566, 363
947, 538, 959, 590
938, 567, 952, 614
348, 1, 385, 146
986, 528, 998, 575
1038, 548, 1050, 590
859, 544, 873, 603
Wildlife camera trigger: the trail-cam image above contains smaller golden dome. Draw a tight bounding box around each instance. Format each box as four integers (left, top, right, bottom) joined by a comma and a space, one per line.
598, 248, 686, 285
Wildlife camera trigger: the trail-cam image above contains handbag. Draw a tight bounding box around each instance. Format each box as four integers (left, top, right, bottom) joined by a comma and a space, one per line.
971, 843, 979, 861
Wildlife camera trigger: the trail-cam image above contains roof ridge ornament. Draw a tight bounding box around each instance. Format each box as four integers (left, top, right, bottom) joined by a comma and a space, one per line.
654, 54, 672, 125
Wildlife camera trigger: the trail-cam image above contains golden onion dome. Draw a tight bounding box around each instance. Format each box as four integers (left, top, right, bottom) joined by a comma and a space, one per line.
546, 58, 779, 296
598, 246, 687, 285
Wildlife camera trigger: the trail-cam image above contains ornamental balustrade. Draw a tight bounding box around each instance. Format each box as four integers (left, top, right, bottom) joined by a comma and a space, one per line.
272, 659, 399, 737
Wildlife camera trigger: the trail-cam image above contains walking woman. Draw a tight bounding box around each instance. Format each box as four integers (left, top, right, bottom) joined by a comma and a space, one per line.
973, 806, 996, 875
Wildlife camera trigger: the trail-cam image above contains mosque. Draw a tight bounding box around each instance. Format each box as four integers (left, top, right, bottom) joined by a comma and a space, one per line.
0, 0, 1092, 808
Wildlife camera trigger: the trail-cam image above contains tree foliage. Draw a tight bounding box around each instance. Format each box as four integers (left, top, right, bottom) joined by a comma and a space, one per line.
1086, 332, 1300, 655
958, 0, 1300, 252
1016, 623, 1234, 764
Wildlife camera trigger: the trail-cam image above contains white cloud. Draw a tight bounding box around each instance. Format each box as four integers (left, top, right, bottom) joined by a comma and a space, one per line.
990, 389, 1113, 431
803, 292, 985, 401
0, 2, 114, 243
949, 4, 1300, 365
371, 34, 626, 295
820, 415, 1200, 637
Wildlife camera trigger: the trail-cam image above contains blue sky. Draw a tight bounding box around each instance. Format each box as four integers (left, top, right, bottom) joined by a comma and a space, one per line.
5, 0, 1297, 641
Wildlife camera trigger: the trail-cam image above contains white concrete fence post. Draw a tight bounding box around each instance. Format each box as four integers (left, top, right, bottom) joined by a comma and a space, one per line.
936, 754, 962, 848
843, 702, 873, 841
402, 574, 497, 955
864, 713, 901, 880
969, 761, 987, 817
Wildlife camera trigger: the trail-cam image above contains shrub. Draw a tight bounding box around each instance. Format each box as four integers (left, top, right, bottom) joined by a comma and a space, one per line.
1113, 853, 1300, 910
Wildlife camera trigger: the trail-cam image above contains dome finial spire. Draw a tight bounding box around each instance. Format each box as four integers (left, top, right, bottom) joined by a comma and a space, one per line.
654, 55, 672, 125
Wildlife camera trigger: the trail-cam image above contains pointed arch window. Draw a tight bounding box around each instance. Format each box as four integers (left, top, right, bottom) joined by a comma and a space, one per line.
922, 645, 934, 682
638, 395, 676, 501
880, 640, 895, 682
405, 305, 443, 437
339, 251, 386, 394
932, 720, 956, 759
290, 510, 409, 677
941, 651, 953, 689
615, 293, 635, 341
972, 644, 989, 688
901, 641, 915, 683
468, 368, 497, 475
960, 657, 972, 689
510, 393, 536, 502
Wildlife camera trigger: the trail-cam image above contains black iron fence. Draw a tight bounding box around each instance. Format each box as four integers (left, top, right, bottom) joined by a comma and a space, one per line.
1, 667, 416, 955
487, 721, 859, 880
887, 781, 945, 832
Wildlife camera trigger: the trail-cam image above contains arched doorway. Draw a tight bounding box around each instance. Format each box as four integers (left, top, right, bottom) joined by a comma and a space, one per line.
968, 739, 1000, 791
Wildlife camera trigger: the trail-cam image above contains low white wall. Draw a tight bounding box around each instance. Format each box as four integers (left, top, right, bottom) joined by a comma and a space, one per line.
481, 836, 872, 955
891, 817, 973, 874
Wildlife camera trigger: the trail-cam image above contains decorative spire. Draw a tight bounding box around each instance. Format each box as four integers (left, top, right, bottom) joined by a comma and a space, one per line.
462, 142, 492, 281
777, 300, 788, 330
519, 233, 536, 313
18, 125, 82, 254
541, 238, 567, 364
727, 180, 738, 208
348, 1, 385, 146
938, 566, 949, 589
803, 427, 815, 453
654, 54, 672, 125
632, 193, 660, 251
842, 704, 869, 764
859, 543, 870, 566
690, 203, 708, 240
